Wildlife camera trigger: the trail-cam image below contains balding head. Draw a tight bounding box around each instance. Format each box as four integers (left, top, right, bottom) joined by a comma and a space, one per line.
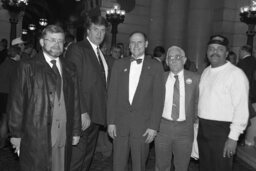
166, 46, 187, 74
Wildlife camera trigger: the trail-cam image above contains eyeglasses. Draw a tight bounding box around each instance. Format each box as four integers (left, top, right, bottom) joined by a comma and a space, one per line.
44, 38, 65, 44
168, 55, 184, 60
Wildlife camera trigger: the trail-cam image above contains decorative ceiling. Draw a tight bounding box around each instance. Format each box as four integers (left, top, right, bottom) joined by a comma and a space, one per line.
22, 0, 84, 28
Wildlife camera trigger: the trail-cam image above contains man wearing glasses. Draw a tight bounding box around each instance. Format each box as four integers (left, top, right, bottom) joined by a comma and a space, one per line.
154, 46, 200, 171
8, 25, 81, 171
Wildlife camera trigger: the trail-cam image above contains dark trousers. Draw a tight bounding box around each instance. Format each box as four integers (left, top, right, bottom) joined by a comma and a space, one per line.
155, 118, 193, 171
113, 135, 149, 171
198, 118, 233, 171
70, 123, 100, 171
0, 93, 8, 148
0, 93, 8, 114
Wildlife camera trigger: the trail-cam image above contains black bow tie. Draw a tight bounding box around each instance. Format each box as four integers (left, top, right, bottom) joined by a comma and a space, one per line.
130, 57, 142, 64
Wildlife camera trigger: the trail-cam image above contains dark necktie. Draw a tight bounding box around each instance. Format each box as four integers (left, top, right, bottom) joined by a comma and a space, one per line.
96, 47, 106, 80
51, 60, 61, 100
130, 57, 142, 64
172, 75, 180, 120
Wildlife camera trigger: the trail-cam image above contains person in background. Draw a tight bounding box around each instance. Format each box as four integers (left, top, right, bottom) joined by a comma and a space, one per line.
198, 35, 249, 171
0, 39, 8, 64
153, 46, 170, 71
237, 45, 256, 145
184, 57, 197, 72
8, 24, 81, 171
0, 46, 20, 149
11, 37, 30, 61
116, 42, 124, 58
63, 33, 75, 58
23, 42, 37, 58
155, 46, 200, 171
66, 16, 111, 171
227, 51, 237, 65
107, 31, 164, 171
109, 45, 122, 60
238, 45, 256, 104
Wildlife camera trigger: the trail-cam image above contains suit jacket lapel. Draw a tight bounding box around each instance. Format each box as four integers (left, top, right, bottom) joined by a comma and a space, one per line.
123, 58, 131, 105
60, 59, 68, 95
184, 70, 191, 118
131, 57, 149, 105
84, 39, 104, 75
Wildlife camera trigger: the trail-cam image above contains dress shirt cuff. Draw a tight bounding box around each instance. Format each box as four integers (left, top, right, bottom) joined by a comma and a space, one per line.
228, 130, 240, 141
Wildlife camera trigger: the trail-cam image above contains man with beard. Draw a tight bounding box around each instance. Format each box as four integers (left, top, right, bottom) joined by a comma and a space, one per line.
198, 35, 249, 171
8, 25, 81, 171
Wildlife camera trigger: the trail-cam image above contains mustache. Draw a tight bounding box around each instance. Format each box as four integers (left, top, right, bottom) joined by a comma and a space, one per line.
210, 53, 221, 58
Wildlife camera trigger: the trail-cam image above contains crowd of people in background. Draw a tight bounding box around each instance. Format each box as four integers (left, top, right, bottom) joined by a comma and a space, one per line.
0, 14, 255, 171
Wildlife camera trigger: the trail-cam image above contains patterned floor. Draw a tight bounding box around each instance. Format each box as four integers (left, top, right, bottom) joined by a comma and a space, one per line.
90, 148, 256, 171
0, 144, 255, 171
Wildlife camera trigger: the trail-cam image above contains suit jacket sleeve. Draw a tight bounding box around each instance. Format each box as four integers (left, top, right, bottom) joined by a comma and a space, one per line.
8, 62, 27, 138
66, 44, 87, 114
194, 74, 200, 122
107, 60, 119, 125
149, 62, 165, 131
72, 67, 81, 136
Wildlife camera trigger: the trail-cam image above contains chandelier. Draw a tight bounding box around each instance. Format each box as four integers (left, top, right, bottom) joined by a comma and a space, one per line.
39, 18, 48, 27
1, 0, 28, 13
240, 0, 256, 24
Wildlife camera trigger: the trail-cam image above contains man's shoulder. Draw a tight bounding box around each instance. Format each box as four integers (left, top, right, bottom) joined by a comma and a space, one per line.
70, 39, 92, 50
184, 70, 200, 79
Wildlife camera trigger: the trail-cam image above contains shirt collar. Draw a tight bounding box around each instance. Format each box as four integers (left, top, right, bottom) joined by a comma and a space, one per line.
132, 54, 145, 60
43, 51, 60, 66
170, 69, 184, 78
242, 54, 250, 59
87, 37, 98, 50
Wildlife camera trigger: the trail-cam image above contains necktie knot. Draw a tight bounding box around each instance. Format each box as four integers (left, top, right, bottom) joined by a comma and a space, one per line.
174, 75, 178, 80
130, 57, 142, 64
51, 60, 57, 65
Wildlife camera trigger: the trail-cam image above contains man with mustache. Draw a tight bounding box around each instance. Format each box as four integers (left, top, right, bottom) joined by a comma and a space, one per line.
8, 25, 81, 171
197, 35, 249, 171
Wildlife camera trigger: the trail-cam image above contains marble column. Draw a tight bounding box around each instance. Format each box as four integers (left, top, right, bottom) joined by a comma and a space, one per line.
164, 0, 189, 49
185, 0, 214, 72
147, 0, 166, 53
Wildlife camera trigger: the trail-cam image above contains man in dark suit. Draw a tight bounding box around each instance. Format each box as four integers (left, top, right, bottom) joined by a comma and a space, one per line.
155, 46, 200, 171
66, 16, 110, 171
107, 31, 165, 171
238, 45, 256, 106
8, 24, 81, 171
237, 45, 256, 145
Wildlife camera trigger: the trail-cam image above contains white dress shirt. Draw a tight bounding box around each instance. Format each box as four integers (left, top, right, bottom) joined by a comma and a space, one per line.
162, 70, 186, 121
43, 51, 62, 76
198, 62, 249, 140
129, 55, 144, 104
87, 37, 108, 82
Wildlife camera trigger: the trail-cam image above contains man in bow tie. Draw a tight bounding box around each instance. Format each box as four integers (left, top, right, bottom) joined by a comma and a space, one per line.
107, 31, 165, 171
155, 46, 200, 171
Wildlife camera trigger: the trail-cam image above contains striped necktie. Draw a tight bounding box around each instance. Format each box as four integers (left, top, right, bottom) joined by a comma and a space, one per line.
171, 75, 180, 120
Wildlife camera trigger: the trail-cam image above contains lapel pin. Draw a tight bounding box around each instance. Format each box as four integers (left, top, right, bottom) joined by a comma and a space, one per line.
124, 68, 128, 72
